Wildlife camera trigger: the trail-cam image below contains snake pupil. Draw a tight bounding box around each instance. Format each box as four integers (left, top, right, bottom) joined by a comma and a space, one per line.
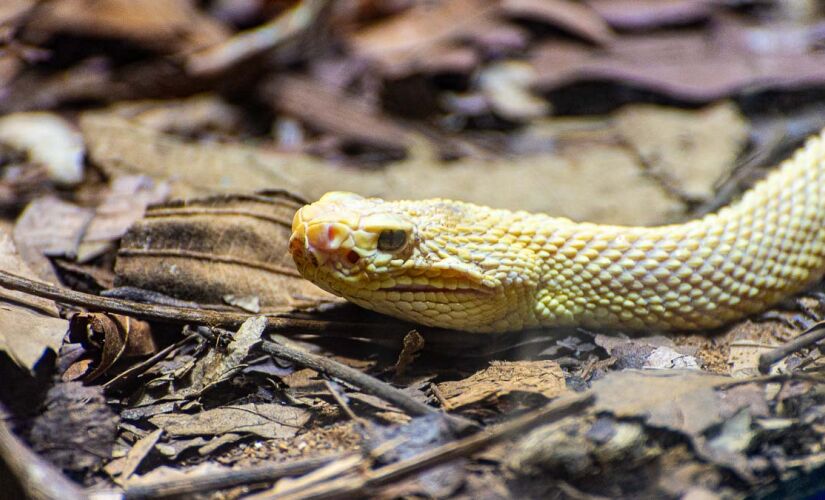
378, 229, 407, 251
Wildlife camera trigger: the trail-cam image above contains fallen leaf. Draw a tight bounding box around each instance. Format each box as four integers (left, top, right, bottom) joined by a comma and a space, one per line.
149, 402, 310, 439
500, 0, 613, 45
27, 0, 230, 53
531, 28, 825, 101
29, 382, 119, 473
264, 76, 412, 153
436, 360, 566, 409
349, 0, 496, 77
77, 175, 170, 262
67, 312, 156, 382
592, 370, 729, 435
0, 229, 58, 315
586, 0, 712, 30
115, 192, 335, 311
614, 102, 748, 200
0, 306, 67, 371
13, 196, 94, 259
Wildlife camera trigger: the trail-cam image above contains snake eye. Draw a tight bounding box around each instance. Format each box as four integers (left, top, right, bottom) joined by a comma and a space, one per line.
377, 229, 407, 252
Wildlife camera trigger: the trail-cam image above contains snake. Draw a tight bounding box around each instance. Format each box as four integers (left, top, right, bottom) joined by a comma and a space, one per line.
288, 129, 825, 333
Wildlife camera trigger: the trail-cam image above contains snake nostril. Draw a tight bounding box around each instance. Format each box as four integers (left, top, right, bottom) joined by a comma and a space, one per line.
346, 250, 360, 264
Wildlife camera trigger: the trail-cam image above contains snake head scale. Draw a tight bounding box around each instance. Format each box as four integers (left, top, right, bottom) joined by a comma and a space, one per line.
289, 191, 541, 332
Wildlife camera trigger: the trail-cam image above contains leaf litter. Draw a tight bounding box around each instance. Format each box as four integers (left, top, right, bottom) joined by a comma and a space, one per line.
0, 1, 824, 499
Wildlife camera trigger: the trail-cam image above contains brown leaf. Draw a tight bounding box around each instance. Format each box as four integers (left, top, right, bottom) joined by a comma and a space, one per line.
149, 403, 310, 439
68, 312, 157, 382
349, 0, 496, 76
586, 0, 712, 30
29, 382, 118, 473
614, 102, 748, 200
264, 76, 412, 153
14, 196, 94, 259
0, 228, 59, 315
0, 306, 67, 372
26, 0, 230, 53
531, 30, 825, 101
436, 360, 567, 409
592, 370, 729, 435
80, 112, 310, 199
77, 175, 170, 262
500, 0, 613, 45
115, 192, 335, 311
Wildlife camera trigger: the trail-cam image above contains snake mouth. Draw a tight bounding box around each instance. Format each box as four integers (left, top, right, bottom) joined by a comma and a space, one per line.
382, 284, 492, 296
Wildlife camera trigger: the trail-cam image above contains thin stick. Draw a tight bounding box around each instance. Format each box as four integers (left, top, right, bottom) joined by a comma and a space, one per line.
123, 453, 347, 499
260, 334, 437, 418
759, 322, 825, 374
269, 392, 593, 500
0, 270, 398, 337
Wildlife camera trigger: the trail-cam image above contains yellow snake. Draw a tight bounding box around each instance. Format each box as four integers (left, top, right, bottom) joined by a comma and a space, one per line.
289, 130, 825, 333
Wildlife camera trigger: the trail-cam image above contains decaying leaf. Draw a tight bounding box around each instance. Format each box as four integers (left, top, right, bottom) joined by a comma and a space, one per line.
436, 360, 566, 409
149, 402, 310, 440
77, 175, 170, 262
26, 0, 230, 53
0, 306, 67, 372
264, 76, 412, 153
115, 193, 335, 311
0, 229, 58, 315
614, 102, 748, 200
81, 110, 692, 225
592, 370, 730, 435
14, 196, 93, 259
118, 428, 162, 482
66, 312, 156, 382
29, 382, 119, 474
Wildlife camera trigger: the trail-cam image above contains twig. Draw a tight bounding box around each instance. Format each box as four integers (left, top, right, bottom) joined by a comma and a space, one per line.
323, 380, 367, 426
0, 405, 85, 500
260, 334, 437, 418
123, 453, 348, 499
758, 322, 825, 374
0, 270, 401, 337
267, 392, 594, 500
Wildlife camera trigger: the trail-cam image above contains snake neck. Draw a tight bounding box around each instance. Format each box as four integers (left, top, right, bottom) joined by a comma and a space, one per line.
519, 130, 825, 331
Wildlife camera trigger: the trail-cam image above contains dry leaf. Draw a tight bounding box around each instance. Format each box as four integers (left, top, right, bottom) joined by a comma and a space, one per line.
115, 193, 335, 311
77, 175, 169, 262
149, 403, 310, 439
436, 360, 566, 409
0, 306, 67, 372
27, 0, 230, 53
500, 0, 613, 45
67, 312, 156, 382
592, 370, 729, 435
614, 102, 748, 200
264, 76, 412, 152
14, 196, 93, 259
118, 429, 162, 482
586, 0, 712, 30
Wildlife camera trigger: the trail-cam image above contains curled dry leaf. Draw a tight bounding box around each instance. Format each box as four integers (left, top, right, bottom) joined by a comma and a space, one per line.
0, 112, 84, 185
66, 312, 156, 383
436, 360, 567, 410
115, 192, 336, 311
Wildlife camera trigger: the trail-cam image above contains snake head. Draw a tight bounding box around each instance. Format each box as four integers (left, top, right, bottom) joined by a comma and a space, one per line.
289, 192, 517, 331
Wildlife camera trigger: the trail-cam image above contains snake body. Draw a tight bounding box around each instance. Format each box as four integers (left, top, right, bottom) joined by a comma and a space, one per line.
289, 130, 825, 333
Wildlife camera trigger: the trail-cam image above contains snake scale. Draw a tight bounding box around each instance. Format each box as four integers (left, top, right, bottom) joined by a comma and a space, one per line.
289, 129, 825, 333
